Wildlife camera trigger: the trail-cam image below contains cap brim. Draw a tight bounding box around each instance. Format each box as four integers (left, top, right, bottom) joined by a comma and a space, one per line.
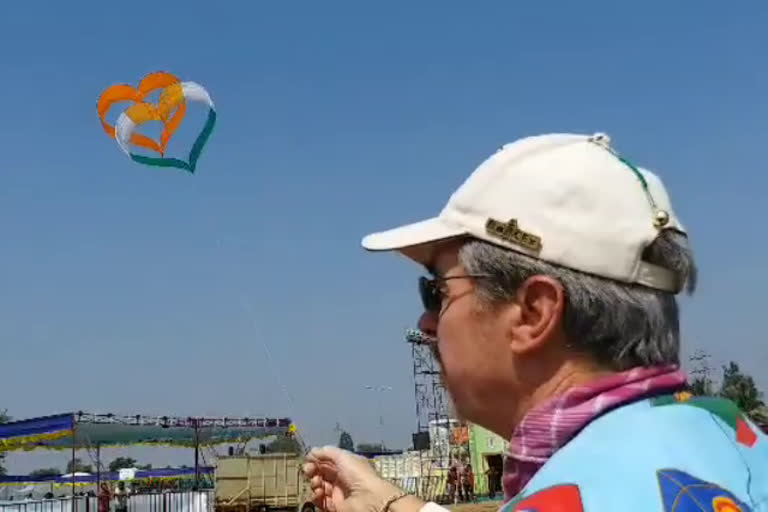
361, 217, 466, 265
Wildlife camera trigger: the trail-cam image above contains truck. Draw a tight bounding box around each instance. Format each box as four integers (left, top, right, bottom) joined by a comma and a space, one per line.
214, 454, 315, 512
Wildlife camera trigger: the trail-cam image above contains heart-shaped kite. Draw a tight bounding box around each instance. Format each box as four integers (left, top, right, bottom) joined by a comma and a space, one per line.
97, 71, 216, 173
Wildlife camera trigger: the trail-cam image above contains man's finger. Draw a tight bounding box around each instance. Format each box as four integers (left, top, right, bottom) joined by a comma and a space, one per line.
311, 491, 324, 506
310, 475, 323, 489
302, 462, 318, 478
305, 460, 339, 484
307, 445, 348, 464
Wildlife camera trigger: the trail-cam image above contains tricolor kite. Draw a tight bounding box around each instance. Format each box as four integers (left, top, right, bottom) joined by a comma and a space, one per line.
97, 71, 216, 173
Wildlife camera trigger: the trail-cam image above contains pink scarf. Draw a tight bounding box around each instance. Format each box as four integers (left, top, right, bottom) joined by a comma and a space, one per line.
503, 365, 688, 500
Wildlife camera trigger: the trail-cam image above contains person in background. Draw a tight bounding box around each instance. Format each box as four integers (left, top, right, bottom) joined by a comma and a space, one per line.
455, 462, 465, 503
461, 464, 474, 503
302, 133, 768, 511
452, 463, 460, 503
114, 482, 128, 512
445, 465, 457, 504
98, 483, 112, 512
485, 464, 500, 500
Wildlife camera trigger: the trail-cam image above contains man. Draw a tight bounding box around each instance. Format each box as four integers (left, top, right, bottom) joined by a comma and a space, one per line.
303, 133, 768, 511
485, 463, 500, 500
460, 463, 474, 502
445, 464, 458, 504
114, 481, 129, 512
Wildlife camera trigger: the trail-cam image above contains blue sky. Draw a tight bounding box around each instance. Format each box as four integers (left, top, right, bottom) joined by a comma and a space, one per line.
2, 1, 768, 472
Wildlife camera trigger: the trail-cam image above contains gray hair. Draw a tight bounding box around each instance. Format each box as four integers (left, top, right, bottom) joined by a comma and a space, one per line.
458, 230, 697, 370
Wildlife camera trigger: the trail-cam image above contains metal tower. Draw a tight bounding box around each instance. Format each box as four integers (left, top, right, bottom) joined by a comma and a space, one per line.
406, 329, 452, 467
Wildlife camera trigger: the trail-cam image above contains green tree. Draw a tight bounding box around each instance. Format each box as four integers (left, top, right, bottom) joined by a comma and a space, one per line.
338, 431, 354, 451
29, 468, 61, 478
265, 435, 302, 454
66, 458, 93, 474
0, 411, 11, 476
719, 362, 765, 412
688, 353, 767, 426
108, 457, 138, 472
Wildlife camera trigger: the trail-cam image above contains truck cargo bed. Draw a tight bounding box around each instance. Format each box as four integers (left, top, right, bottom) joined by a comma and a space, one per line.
215, 454, 313, 512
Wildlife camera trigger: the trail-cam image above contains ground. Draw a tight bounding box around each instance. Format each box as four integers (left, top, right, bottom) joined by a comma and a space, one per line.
448, 501, 502, 512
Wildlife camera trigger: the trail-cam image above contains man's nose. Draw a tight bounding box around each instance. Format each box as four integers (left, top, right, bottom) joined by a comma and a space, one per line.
418, 310, 438, 337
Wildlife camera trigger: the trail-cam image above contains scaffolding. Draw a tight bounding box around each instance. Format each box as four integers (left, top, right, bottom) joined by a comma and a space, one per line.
405, 329, 478, 501
406, 329, 451, 467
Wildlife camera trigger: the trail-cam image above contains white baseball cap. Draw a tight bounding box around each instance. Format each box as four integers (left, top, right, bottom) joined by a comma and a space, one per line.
361, 132, 687, 293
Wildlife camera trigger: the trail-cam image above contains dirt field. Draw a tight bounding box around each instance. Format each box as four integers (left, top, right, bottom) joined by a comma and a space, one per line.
447, 501, 502, 512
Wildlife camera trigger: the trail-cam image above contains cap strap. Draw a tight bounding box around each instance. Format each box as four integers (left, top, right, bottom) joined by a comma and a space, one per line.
635, 261, 680, 293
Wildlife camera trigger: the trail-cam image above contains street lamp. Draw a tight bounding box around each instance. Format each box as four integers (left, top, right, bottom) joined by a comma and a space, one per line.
364, 385, 393, 451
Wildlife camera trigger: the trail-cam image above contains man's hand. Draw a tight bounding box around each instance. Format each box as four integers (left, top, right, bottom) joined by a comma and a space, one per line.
302, 446, 424, 512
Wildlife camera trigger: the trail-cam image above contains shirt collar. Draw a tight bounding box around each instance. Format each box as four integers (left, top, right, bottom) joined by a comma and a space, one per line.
502, 365, 688, 499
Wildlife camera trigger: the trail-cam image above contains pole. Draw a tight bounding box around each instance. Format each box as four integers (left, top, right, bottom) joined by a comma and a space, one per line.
96, 443, 101, 496
194, 419, 200, 490
365, 385, 392, 452
378, 393, 385, 451
71, 422, 77, 512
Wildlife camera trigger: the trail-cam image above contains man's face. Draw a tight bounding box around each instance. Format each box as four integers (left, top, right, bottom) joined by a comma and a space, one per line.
417, 242, 516, 429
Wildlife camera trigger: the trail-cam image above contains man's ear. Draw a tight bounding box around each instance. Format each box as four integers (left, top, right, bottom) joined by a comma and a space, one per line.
509, 275, 565, 354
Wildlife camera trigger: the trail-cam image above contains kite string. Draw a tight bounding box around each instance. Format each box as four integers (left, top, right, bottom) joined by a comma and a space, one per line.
210, 237, 308, 453
237, 294, 308, 452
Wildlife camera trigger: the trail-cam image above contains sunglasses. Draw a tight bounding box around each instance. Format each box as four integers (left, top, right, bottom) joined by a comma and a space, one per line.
418, 274, 490, 312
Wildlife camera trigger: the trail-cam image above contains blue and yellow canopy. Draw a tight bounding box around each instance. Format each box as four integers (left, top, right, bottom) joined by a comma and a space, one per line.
0, 413, 294, 452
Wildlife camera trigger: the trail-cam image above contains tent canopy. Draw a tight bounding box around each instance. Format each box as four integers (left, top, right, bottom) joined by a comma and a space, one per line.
0, 413, 293, 451
0, 467, 215, 486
